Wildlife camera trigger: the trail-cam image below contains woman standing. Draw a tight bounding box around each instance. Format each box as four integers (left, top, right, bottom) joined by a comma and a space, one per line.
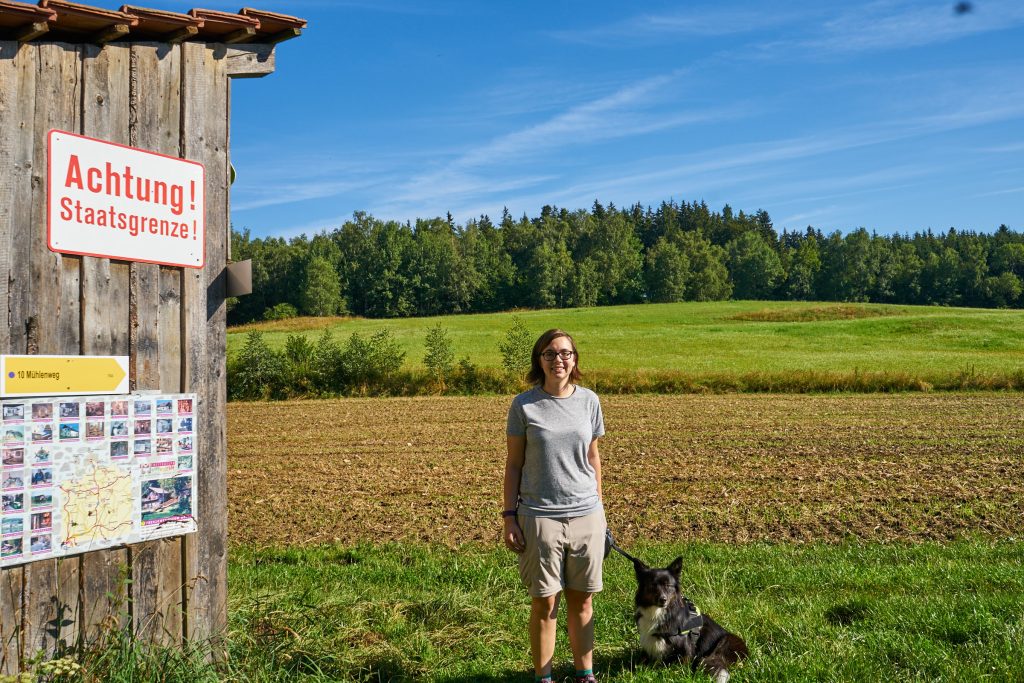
503, 329, 605, 683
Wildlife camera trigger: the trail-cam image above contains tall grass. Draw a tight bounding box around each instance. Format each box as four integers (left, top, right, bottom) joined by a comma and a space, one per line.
2, 629, 220, 683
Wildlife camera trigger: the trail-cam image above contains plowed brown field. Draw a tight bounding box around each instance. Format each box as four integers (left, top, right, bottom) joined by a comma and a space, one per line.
227, 394, 1024, 547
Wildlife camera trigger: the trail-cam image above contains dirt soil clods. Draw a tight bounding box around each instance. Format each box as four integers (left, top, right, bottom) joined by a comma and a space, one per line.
227, 394, 1024, 547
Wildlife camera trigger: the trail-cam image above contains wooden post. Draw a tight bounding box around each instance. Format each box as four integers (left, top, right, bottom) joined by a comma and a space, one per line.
181, 40, 229, 650
0, 40, 28, 677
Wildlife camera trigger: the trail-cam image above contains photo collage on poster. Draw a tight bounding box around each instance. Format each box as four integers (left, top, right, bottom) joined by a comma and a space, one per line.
1, 393, 197, 567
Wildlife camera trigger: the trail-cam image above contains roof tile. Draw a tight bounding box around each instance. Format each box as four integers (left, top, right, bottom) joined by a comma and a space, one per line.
0, 1, 304, 44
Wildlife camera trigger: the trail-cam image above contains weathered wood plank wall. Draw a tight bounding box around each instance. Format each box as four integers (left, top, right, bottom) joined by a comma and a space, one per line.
0, 38, 234, 673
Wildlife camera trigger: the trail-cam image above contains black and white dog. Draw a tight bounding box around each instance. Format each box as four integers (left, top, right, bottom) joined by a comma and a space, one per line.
632, 557, 748, 682
607, 531, 748, 683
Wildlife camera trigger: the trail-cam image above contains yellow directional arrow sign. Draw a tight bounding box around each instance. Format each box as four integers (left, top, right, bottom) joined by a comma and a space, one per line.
1, 355, 129, 397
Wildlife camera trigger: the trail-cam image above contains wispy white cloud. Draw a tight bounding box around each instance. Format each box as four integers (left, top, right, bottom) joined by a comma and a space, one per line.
547, 1, 1024, 58
777, 206, 845, 228
387, 69, 744, 210
373, 172, 561, 216
756, 0, 1024, 57
233, 178, 384, 211
508, 124, 931, 203
254, 214, 354, 241
438, 143, 881, 227
548, 6, 809, 45
452, 70, 690, 167
972, 186, 1024, 198
262, 85, 1024, 236
436, 91, 1024, 227
232, 67, 740, 227
229, 155, 406, 211
468, 68, 613, 120
397, 72, 682, 142
976, 141, 1024, 154
739, 166, 932, 209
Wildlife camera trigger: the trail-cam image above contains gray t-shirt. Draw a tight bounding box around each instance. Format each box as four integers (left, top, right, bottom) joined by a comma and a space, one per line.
506, 385, 605, 517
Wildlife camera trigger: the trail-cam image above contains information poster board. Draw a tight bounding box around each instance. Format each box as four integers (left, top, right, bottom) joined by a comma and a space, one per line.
1, 393, 197, 567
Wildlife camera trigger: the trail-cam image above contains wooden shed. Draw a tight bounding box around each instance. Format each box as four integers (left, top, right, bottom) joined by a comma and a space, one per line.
0, 1, 304, 672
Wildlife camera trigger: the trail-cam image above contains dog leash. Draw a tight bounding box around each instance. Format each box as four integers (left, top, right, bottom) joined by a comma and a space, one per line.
604, 527, 641, 563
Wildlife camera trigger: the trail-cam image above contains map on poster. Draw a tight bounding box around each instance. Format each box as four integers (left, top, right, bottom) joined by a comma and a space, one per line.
1, 393, 197, 568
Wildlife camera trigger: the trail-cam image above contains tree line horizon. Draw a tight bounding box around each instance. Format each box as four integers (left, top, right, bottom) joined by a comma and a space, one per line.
229, 199, 1024, 324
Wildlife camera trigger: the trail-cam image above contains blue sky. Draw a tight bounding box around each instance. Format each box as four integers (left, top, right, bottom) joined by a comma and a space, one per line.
142, 0, 1022, 239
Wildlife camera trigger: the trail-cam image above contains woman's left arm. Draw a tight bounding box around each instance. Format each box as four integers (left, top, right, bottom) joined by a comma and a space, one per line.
587, 438, 602, 502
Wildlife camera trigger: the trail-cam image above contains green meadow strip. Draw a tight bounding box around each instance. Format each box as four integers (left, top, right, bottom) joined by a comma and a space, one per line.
226, 302, 1024, 397
224, 540, 1024, 682
10, 540, 1020, 681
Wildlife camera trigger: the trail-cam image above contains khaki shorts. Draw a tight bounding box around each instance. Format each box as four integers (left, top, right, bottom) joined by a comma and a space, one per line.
518, 508, 606, 598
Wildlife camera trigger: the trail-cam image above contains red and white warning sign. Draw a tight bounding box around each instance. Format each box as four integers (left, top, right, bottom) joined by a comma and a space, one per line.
47, 130, 205, 268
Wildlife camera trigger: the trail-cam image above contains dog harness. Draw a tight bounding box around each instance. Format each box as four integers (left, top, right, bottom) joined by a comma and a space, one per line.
659, 598, 713, 674
658, 598, 704, 638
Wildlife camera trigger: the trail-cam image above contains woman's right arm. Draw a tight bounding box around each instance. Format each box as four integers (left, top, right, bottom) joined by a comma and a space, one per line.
503, 435, 526, 553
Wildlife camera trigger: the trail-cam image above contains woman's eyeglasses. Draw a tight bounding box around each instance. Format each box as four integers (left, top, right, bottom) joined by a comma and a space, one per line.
540, 350, 575, 362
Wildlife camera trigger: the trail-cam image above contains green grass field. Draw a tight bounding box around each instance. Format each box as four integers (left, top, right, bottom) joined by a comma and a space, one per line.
40, 540, 1024, 682
227, 301, 1024, 382
221, 540, 1023, 682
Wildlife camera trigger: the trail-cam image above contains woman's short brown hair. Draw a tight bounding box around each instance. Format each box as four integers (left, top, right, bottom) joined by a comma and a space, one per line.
526, 329, 582, 385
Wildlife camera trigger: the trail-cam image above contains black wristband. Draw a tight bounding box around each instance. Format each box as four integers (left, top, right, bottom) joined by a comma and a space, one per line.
501, 509, 518, 518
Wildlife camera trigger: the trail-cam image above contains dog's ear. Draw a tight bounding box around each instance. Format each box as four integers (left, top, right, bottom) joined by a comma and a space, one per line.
632, 558, 648, 576
667, 556, 683, 577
